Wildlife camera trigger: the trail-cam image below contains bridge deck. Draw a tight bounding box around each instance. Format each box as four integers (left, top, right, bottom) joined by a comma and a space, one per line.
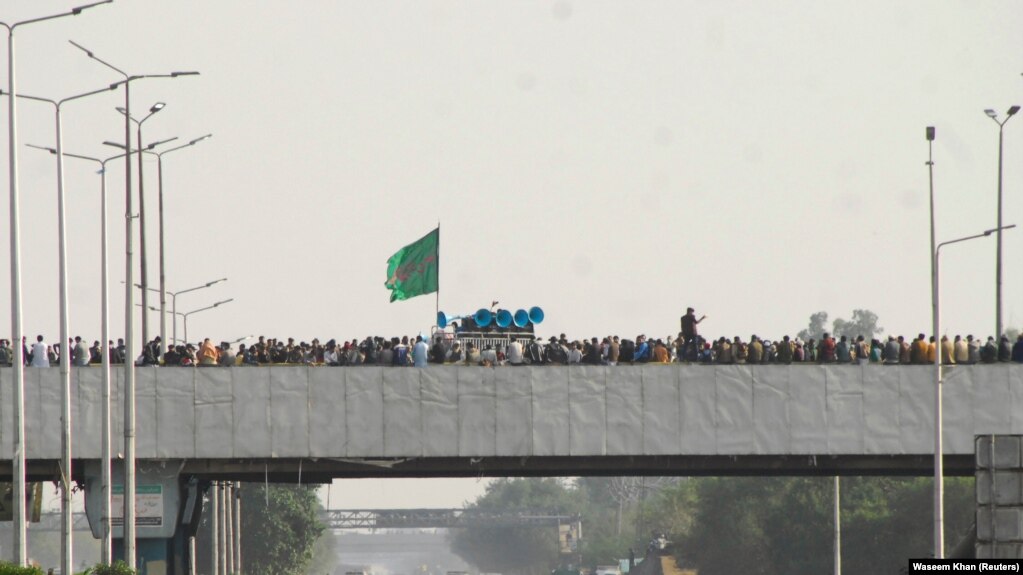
0, 365, 1019, 478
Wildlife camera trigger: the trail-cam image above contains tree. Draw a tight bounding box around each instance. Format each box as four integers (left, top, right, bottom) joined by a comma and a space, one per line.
450, 478, 581, 575
796, 311, 829, 341
240, 484, 323, 575
832, 309, 883, 340
194, 483, 324, 575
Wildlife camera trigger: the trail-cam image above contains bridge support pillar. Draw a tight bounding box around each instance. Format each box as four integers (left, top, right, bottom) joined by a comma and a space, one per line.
84, 461, 202, 574
976, 435, 1023, 558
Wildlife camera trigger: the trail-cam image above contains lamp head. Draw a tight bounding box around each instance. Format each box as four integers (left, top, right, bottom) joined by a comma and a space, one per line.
115, 106, 127, 116
171, 71, 200, 77
1009, 106, 1021, 116
985, 109, 998, 119
150, 102, 166, 114
190, 134, 213, 145
926, 126, 935, 141
26, 144, 58, 155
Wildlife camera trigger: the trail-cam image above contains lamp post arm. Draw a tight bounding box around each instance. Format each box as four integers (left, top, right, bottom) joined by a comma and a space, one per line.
1, 1, 111, 30
937, 224, 1017, 256
176, 278, 229, 297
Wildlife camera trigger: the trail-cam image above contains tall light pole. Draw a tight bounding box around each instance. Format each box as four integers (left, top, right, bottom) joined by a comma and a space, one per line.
72, 40, 198, 569
984, 106, 1020, 339
117, 102, 166, 348
181, 299, 234, 345
0, 2, 112, 563
130, 277, 227, 345
5, 83, 120, 575
27, 145, 128, 565
932, 223, 1017, 558
145, 134, 213, 348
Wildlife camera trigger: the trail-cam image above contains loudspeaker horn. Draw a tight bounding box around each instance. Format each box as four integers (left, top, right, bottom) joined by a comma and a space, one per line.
474, 308, 493, 328
495, 309, 513, 328
528, 306, 545, 325
513, 309, 530, 328
437, 312, 465, 330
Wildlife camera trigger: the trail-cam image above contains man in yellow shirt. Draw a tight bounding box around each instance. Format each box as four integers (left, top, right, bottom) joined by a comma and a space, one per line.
940, 335, 955, 365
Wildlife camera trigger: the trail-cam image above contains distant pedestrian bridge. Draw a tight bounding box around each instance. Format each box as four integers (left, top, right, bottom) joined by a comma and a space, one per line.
1, 365, 1020, 479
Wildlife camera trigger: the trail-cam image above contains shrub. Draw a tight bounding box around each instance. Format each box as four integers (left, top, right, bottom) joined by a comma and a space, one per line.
77, 562, 137, 575
0, 562, 44, 575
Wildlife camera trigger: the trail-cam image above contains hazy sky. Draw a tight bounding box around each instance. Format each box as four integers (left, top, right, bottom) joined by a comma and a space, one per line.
5, 1, 1023, 507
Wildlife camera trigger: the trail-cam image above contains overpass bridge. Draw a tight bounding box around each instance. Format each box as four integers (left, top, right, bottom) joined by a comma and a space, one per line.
319, 508, 578, 529
1, 364, 1021, 479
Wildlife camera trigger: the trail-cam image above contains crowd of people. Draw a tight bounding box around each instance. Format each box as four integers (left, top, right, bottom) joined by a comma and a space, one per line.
3, 319, 1023, 369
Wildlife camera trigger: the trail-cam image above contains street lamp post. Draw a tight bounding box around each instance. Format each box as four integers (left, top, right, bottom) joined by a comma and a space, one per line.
28, 145, 129, 564
0, 2, 112, 563
147, 298, 233, 349
72, 40, 198, 569
145, 134, 214, 347
984, 106, 1020, 339
117, 102, 166, 349
130, 277, 227, 345
182, 299, 234, 345
4, 83, 122, 575
932, 223, 1017, 558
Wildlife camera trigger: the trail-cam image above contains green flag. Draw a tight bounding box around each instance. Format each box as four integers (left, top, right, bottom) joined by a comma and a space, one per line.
384, 227, 439, 302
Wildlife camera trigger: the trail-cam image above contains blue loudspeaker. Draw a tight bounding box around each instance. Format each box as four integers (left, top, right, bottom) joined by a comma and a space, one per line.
474, 308, 493, 328
495, 309, 513, 328
528, 306, 545, 325
513, 309, 530, 328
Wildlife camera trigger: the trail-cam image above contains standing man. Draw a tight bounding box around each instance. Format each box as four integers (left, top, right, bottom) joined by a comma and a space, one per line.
413, 335, 429, 368
680, 307, 707, 357
30, 335, 49, 367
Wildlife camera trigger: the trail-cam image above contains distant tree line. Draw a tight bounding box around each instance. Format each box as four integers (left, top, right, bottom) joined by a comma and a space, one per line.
450, 476, 975, 575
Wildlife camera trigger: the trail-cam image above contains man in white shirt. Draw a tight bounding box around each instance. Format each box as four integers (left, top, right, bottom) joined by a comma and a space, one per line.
30, 335, 49, 367
73, 336, 91, 366
480, 344, 498, 366
506, 337, 524, 365
567, 342, 583, 364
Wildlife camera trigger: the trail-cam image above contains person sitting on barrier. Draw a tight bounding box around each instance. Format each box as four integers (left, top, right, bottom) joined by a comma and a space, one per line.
584, 337, 602, 365
480, 343, 498, 366
199, 338, 220, 366
1012, 334, 1023, 363
633, 335, 651, 363
0, 339, 12, 366
505, 336, 524, 365
926, 336, 937, 363
651, 339, 670, 363
883, 336, 900, 364
999, 335, 1013, 362
164, 345, 182, 367
430, 335, 447, 364
747, 335, 764, 364
968, 335, 981, 364
981, 336, 998, 363
545, 337, 568, 364
954, 335, 969, 364
566, 341, 583, 364
219, 342, 236, 367
464, 342, 481, 365
714, 337, 732, 364
525, 337, 544, 364
940, 335, 955, 365
775, 335, 793, 364
835, 335, 851, 363
447, 341, 465, 363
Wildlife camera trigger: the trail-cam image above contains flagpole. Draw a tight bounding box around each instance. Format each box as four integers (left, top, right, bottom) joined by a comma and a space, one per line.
435, 221, 440, 330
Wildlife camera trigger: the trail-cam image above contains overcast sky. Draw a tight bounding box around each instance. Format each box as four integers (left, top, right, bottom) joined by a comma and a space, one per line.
5, 1, 1023, 507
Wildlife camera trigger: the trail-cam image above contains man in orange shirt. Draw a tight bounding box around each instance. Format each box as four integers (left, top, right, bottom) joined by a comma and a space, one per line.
199, 338, 220, 366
